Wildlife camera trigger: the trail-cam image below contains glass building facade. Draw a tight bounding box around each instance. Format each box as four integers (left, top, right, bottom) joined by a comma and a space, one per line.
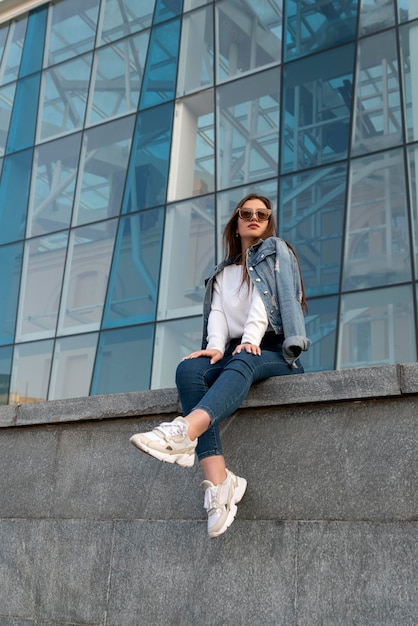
0, 0, 417, 405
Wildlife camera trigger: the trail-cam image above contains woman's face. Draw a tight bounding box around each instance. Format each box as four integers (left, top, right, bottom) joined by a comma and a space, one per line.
236, 198, 271, 246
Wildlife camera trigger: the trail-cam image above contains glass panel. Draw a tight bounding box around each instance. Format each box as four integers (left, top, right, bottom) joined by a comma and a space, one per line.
19, 5, 47, 77
0, 18, 27, 86
139, 18, 181, 108
38, 53, 93, 142
157, 196, 215, 320
48, 333, 98, 400
351, 30, 403, 157
184, 0, 211, 10
9, 339, 53, 404
177, 6, 213, 96
399, 21, 418, 143
44, 0, 100, 67
281, 43, 355, 173
0, 82, 17, 156
98, 0, 156, 44
216, 179, 277, 262
0, 345, 12, 404
6, 73, 41, 153
15, 233, 68, 342
0, 149, 32, 245
153, 0, 183, 24
58, 220, 118, 334
304, 296, 338, 372
337, 285, 416, 368
103, 208, 164, 327
0, 23, 10, 77
406, 143, 418, 275
87, 30, 150, 126
91, 325, 154, 394
0, 242, 22, 345
122, 102, 174, 212
343, 149, 411, 290
151, 317, 202, 389
216, 0, 282, 81
217, 68, 280, 189
73, 116, 136, 226
168, 90, 214, 201
398, 1, 418, 22
280, 164, 347, 297
27, 133, 82, 237
358, 0, 395, 37
284, 0, 357, 61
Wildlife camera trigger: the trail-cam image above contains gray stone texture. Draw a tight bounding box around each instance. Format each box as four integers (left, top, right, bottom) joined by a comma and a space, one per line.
1, 363, 418, 625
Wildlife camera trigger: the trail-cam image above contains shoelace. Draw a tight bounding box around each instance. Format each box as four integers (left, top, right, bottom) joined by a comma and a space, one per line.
203, 485, 218, 512
155, 421, 185, 438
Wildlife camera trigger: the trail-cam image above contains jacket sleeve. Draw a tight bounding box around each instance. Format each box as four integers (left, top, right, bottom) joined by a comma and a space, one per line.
275, 239, 311, 366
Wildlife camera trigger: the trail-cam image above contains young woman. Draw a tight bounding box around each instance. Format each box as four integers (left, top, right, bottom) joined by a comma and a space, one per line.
130, 193, 310, 538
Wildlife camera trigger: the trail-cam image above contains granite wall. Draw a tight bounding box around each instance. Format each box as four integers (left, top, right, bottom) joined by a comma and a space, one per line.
1, 364, 418, 625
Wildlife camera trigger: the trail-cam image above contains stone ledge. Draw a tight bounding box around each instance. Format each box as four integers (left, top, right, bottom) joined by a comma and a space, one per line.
1, 362, 417, 428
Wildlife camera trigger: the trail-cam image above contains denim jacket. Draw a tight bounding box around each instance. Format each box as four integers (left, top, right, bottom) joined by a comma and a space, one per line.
201, 237, 310, 366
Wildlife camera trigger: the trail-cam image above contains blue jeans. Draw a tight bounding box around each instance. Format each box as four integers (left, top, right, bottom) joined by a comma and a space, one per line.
175, 338, 304, 461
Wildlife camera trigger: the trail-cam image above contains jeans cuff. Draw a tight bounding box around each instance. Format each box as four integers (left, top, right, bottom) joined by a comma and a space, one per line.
197, 449, 224, 461
193, 403, 216, 425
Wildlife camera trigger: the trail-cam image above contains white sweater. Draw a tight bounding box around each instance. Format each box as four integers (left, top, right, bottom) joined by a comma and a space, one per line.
206, 264, 269, 354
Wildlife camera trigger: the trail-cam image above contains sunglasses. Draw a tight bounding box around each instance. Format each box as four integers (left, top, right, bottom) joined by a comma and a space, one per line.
237, 208, 271, 221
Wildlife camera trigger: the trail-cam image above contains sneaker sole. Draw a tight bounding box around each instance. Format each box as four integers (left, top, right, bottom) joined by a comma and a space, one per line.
209, 477, 247, 539
130, 434, 195, 468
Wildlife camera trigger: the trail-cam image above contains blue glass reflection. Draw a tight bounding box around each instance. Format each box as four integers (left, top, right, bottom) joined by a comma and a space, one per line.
28, 133, 82, 237
10, 338, 54, 404
0, 83, 17, 156
284, 0, 358, 61
122, 102, 174, 212
0, 150, 32, 244
0, 17, 28, 86
91, 324, 155, 394
153, 0, 183, 24
0, 345, 12, 404
351, 30, 402, 157
99, 0, 156, 43
358, 0, 395, 36
139, 18, 181, 108
19, 5, 47, 77
281, 43, 355, 173
398, 0, 418, 23
6, 73, 41, 153
280, 164, 347, 297
304, 295, 338, 372
103, 209, 164, 327
0, 242, 22, 345
44, 0, 100, 66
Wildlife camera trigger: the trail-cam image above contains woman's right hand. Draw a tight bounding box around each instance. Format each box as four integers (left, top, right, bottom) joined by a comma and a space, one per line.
182, 349, 223, 365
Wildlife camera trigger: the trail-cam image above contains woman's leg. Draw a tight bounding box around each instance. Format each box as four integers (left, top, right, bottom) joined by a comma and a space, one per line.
175, 353, 229, 462
186, 349, 303, 433
131, 349, 302, 472
200, 455, 227, 483
176, 349, 303, 462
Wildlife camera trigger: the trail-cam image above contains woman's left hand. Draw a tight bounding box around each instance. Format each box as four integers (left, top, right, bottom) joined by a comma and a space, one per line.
232, 343, 261, 356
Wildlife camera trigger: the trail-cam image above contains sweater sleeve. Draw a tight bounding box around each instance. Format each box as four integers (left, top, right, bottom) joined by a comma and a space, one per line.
241, 287, 269, 346
206, 274, 229, 354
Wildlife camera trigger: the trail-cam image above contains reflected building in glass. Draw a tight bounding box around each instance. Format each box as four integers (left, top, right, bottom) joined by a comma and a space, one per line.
0, 0, 417, 404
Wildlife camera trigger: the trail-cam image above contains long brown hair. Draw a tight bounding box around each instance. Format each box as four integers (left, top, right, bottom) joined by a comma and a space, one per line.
222, 193, 308, 314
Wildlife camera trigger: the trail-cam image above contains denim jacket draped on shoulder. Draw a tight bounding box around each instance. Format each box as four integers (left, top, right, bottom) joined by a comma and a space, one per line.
201, 237, 311, 366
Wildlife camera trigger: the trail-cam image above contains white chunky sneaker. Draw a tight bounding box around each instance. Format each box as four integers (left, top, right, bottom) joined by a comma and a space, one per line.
201, 469, 247, 538
129, 416, 197, 468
